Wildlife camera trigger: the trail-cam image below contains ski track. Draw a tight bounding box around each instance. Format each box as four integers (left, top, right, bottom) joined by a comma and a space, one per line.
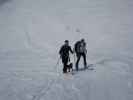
32, 79, 55, 100
0, 52, 133, 100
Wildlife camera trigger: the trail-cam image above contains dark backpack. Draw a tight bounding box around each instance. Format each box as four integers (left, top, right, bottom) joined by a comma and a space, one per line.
79, 42, 86, 53
74, 41, 86, 53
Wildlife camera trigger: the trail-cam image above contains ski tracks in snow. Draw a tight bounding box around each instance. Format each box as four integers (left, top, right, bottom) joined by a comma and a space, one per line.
12, 55, 133, 100
31, 72, 81, 100
32, 79, 55, 100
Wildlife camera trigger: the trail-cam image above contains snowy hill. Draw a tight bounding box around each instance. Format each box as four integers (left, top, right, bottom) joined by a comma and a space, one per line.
0, 0, 133, 100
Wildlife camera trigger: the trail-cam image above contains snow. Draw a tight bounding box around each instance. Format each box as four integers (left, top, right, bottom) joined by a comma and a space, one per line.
0, 0, 133, 100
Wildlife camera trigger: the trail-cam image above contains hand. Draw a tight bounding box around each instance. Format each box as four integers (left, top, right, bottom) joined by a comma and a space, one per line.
68, 58, 70, 62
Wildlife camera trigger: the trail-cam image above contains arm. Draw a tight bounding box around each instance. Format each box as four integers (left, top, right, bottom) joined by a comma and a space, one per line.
73, 44, 76, 53
59, 46, 63, 57
69, 46, 73, 54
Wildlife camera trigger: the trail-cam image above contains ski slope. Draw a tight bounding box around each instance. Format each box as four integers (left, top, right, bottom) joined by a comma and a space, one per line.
0, 0, 133, 100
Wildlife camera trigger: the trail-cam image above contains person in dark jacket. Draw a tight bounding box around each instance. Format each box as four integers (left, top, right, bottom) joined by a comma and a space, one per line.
59, 40, 73, 73
74, 39, 87, 71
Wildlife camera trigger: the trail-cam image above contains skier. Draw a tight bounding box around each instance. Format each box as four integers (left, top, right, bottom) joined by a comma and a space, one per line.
74, 39, 87, 71
59, 40, 73, 73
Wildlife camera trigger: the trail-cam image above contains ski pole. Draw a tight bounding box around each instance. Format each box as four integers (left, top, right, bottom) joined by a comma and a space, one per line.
56, 57, 60, 66
54, 57, 60, 72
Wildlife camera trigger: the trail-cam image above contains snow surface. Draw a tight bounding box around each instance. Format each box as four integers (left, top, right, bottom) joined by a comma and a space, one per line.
0, 0, 133, 100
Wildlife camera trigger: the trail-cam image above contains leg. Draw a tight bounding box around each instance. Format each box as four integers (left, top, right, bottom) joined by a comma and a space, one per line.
76, 53, 81, 71
63, 63, 68, 73
82, 53, 87, 68
63, 63, 67, 73
62, 57, 68, 73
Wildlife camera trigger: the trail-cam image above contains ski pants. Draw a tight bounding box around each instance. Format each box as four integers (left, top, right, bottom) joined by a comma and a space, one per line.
62, 56, 69, 73
76, 53, 87, 70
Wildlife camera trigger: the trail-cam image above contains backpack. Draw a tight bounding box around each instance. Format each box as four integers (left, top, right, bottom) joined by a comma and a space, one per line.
74, 41, 86, 53
79, 42, 86, 53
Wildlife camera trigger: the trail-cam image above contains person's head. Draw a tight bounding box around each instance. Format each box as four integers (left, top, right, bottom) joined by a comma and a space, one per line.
64, 40, 69, 46
81, 38, 85, 42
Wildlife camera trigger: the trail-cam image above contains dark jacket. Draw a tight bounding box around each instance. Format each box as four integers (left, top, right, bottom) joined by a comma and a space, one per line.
59, 44, 73, 58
